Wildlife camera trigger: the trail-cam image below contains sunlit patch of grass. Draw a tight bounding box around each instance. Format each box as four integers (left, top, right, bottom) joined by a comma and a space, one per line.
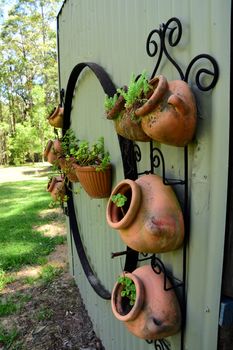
23, 264, 63, 286
0, 180, 65, 290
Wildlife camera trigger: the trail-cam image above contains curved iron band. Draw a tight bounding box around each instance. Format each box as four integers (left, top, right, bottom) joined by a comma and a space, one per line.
62, 62, 138, 299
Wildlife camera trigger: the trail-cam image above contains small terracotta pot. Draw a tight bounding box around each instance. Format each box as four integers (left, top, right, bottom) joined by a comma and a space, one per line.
135, 75, 197, 146
75, 165, 112, 198
47, 176, 65, 201
111, 265, 181, 339
59, 157, 79, 183
44, 139, 62, 165
47, 106, 64, 128
106, 94, 150, 142
106, 174, 184, 253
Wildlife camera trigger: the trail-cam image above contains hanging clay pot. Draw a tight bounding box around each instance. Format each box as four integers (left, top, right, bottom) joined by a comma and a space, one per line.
44, 139, 62, 165
47, 105, 64, 128
75, 165, 112, 198
106, 174, 184, 253
111, 265, 181, 339
134, 75, 197, 146
47, 176, 65, 202
106, 94, 151, 142
59, 157, 79, 183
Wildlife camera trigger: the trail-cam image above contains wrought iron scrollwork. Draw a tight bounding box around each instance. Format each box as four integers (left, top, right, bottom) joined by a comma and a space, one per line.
146, 339, 171, 350
146, 17, 219, 86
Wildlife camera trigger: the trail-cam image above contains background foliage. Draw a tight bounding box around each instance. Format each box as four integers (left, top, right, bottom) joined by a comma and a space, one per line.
0, 0, 62, 165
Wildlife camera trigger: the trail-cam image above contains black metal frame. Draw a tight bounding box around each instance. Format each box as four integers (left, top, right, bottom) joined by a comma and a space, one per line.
61, 17, 219, 350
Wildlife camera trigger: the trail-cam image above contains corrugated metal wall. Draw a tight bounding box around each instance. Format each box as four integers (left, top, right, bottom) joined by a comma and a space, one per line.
57, 1, 231, 349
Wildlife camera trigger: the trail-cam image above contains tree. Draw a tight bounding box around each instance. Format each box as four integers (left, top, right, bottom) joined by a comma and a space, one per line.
0, 0, 62, 165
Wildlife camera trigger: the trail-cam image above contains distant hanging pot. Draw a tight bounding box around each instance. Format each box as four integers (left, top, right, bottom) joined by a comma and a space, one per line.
47, 105, 64, 128
47, 176, 65, 202
59, 157, 79, 183
111, 265, 181, 339
106, 174, 184, 253
135, 75, 197, 146
44, 139, 62, 165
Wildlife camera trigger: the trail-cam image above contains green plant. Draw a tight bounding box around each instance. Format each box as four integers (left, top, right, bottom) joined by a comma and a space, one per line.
61, 129, 79, 158
118, 275, 136, 306
111, 193, 127, 216
117, 71, 152, 109
74, 136, 110, 171
104, 94, 118, 112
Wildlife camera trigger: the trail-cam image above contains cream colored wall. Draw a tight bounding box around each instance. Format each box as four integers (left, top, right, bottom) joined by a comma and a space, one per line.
58, 1, 231, 349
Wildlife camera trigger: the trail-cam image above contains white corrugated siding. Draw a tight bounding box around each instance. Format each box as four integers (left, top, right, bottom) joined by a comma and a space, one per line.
58, 1, 231, 349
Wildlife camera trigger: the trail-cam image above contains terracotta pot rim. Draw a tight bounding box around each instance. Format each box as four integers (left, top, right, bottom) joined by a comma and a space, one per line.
48, 106, 64, 120
75, 164, 112, 172
44, 140, 53, 158
106, 179, 141, 229
111, 272, 144, 322
135, 75, 168, 117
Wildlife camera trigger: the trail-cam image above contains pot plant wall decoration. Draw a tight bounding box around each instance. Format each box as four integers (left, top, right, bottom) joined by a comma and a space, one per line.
111, 265, 181, 340
44, 138, 62, 165
106, 174, 184, 253
73, 136, 112, 199
105, 71, 197, 146
105, 71, 151, 142
47, 175, 67, 206
58, 129, 80, 183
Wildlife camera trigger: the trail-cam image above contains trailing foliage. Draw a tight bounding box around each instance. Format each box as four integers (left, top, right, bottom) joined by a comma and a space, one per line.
118, 275, 136, 306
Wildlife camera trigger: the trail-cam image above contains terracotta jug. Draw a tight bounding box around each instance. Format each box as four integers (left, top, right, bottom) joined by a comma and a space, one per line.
111, 265, 181, 339
106, 174, 184, 253
44, 139, 62, 165
135, 75, 197, 146
47, 176, 65, 201
106, 94, 150, 142
48, 106, 64, 128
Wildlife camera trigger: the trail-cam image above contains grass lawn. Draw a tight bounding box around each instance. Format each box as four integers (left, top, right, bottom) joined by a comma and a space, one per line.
0, 180, 65, 289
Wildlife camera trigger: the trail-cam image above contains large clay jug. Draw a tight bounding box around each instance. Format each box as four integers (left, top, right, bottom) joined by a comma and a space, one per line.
135, 75, 197, 146
106, 174, 184, 253
111, 265, 181, 339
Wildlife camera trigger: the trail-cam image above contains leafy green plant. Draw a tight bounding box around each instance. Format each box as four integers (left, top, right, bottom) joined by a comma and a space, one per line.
104, 94, 118, 112
117, 71, 152, 109
118, 275, 136, 306
111, 193, 128, 216
61, 129, 79, 158
73, 136, 110, 171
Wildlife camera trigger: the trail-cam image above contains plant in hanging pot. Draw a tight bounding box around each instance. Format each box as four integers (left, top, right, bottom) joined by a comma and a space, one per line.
47, 105, 64, 128
105, 71, 151, 142
135, 74, 197, 146
73, 137, 112, 198
44, 138, 62, 165
58, 129, 80, 183
106, 174, 184, 253
47, 175, 67, 207
105, 72, 197, 146
111, 265, 181, 340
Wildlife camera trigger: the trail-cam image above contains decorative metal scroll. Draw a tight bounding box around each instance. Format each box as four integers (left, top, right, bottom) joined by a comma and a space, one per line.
135, 17, 219, 350
146, 339, 171, 350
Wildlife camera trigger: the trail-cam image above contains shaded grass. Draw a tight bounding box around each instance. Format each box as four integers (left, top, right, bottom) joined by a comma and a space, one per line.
0, 180, 65, 274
